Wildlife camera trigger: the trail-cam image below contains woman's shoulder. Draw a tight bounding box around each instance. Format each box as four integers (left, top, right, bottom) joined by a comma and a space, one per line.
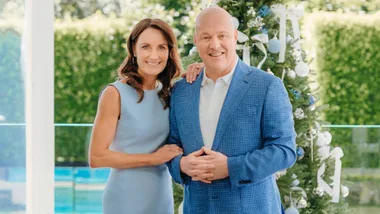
108, 78, 134, 91
99, 84, 120, 101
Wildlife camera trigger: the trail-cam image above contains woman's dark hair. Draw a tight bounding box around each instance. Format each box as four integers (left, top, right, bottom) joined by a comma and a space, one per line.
117, 18, 182, 109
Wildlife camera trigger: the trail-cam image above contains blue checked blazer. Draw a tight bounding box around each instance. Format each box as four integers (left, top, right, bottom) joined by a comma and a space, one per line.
167, 59, 296, 214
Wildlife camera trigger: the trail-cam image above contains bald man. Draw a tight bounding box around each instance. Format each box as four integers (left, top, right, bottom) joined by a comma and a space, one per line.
167, 6, 296, 214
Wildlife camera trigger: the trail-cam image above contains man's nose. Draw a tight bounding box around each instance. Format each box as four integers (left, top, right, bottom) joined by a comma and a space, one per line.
209, 37, 221, 49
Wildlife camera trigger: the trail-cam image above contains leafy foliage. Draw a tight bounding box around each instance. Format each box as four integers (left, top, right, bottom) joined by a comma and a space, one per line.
307, 12, 380, 169
180, 1, 350, 213
54, 18, 128, 163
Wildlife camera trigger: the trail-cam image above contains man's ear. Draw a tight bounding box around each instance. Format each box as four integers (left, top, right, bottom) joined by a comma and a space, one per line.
193, 34, 197, 45
233, 29, 238, 42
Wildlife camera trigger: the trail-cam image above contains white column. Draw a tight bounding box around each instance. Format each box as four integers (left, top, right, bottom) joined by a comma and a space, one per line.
24, 0, 54, 213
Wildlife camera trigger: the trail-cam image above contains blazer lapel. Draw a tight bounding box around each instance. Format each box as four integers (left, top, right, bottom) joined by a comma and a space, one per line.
212, 60, 253, 151
188, 71, 205, 149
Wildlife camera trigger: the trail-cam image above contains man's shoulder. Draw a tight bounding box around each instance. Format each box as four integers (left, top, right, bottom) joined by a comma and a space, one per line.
240, 64, 279, 84
173, 78, 187, 88
171, 78, 192, 98
172, 78, 188, 92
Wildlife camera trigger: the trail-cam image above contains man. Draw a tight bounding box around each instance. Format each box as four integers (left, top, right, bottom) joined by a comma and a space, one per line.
167, 6, 296, 214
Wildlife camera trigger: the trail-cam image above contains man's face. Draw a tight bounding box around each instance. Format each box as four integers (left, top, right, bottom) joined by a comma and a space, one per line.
194, 12, 238, 74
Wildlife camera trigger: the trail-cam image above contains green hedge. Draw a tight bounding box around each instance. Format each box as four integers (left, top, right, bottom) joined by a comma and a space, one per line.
54, 19, 128, 163
308, 12, 380, 167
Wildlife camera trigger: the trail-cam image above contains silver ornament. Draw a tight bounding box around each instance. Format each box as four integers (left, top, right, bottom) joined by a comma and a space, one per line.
287, 69, 296, 79
323, 131, 332, 145
314, 186, 324, 197
291, 179, 300, 187
268, 36, 281, 53
285, 207, 299, 214
295, 61, 309, 77
341, 185, 349, 197
297, 198, 307, 208
310, 129, 317, 135
189, 46, 197, 55
316, 132, 327, 147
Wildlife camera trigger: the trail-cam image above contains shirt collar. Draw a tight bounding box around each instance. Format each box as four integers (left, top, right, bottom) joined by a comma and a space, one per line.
201, 55, 238, 86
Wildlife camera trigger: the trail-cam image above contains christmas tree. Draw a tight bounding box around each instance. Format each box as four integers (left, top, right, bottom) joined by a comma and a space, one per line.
181, 0, 349, 213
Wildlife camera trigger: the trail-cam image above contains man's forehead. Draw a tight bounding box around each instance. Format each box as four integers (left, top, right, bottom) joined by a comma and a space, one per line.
195, 21, 234, 34
196, 17, 233, 32
196, 27, 231, 35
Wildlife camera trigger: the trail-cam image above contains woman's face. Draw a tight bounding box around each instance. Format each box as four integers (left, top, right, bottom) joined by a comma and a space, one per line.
134, 27, 169, 78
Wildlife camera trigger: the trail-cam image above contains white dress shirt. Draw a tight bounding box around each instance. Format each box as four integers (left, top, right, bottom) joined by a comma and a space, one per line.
199, 56, 238, 149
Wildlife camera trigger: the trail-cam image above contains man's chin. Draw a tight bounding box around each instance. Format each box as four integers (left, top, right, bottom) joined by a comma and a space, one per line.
205, 63, 226, 72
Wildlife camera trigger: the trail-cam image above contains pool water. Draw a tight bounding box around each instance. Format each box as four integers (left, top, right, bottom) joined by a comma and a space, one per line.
0, 167, 110, 214
55, 187, 103, 213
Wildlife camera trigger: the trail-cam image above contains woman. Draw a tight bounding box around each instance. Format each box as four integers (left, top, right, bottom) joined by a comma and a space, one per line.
88, 18, 201, 214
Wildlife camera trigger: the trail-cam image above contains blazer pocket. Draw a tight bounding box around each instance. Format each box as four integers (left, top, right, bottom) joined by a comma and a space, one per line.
240, 176, 273, 213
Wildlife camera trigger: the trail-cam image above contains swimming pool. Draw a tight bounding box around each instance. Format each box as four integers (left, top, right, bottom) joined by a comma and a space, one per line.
0, 167, 109, 213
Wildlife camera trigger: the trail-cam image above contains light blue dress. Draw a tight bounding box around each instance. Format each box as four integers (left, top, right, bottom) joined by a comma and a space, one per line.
102, 80, 173, 214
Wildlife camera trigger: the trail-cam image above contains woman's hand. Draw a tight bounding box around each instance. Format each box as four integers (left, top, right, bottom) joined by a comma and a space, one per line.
181, 62, 204, 83
152, 144, 183, 165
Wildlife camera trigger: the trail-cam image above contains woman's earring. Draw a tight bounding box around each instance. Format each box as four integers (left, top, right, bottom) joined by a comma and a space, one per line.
132, 56, 137, 64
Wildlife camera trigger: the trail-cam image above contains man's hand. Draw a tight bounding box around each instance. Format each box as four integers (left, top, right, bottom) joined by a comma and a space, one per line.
192, 147, 229, 182
180, 148, 215, 183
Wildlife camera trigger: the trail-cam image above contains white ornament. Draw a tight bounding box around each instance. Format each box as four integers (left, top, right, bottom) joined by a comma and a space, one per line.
287, 35, 294, 43
189, 46, 197, 55
268, 34, 281, 54
318, 146, 330, 160
292, 50, 302, 60
200, 0, 219, 9
316, 133, 327, 147
232, 17, 249, 43
310, 129, 317, 135
267, 68, 275, 75
285, 207, 299, 214
178, 201, 183, 214
291, 179, 300, 187
251, 34, 269, 69
341, 185, 349, 197
291, 174, 297, 179
0, 115, 5, 121
297, 198, 307, 208
309, 104, 316, 111
323, 131, 332, 145
276, 170, 287, 179
287, 69, 296, 79
294, 108, 305, 119
295, 61, 310, 77
314, 186, 324, 197
317, 147, 344, 203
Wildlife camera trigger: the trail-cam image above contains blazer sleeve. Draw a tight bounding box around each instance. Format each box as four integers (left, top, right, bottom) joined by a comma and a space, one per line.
227, 77, 297, 188
166, 86, 189, 185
